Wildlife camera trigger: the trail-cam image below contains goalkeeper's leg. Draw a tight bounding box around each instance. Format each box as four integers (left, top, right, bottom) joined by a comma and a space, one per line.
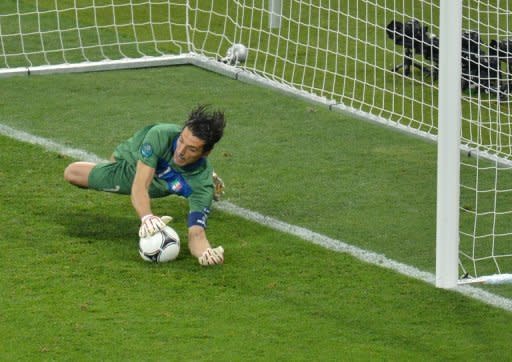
64, 162, 96, 188
64, 153, 121, 189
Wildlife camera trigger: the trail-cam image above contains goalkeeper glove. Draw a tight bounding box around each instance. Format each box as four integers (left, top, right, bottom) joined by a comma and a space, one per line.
212, 171, 225, 202
198, 246, 224, 266
139, 214, 173, 238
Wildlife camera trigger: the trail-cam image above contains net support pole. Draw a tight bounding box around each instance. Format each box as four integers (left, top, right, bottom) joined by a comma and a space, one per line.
436, 0, 463, 288
269, 0, 281, 29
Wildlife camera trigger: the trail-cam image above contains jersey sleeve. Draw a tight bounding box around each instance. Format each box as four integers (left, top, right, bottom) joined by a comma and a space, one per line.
137, 125, 172, 168
186, 168, 214, 228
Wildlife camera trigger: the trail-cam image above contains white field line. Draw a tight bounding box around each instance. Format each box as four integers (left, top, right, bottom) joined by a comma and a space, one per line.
2, 123, 512, 313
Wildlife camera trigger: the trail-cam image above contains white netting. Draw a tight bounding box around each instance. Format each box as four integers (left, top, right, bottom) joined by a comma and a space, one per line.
458, 1, 512, 279
0, 0, 189, 67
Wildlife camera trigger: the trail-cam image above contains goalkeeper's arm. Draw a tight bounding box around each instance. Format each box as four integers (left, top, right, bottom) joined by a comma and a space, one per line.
131, 161, 155, 220
188, 225, 224, 266
131, 161, 173, 237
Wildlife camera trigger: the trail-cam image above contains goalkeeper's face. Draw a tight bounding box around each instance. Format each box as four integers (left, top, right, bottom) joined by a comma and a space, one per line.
173, 127, 209, 167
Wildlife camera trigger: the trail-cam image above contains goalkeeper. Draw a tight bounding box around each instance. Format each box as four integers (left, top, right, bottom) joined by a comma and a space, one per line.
64, 104, 226, 266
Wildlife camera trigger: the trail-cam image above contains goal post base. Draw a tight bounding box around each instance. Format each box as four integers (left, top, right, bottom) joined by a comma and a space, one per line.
458, 274, 512, 285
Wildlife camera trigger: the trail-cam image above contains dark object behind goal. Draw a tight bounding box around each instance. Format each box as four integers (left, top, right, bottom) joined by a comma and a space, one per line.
386, 19, 510, 100
489, 38, 512, 95
386, 19, 439, 80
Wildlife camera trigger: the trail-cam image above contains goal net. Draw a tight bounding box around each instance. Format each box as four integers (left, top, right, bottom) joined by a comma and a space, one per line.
1, 0, 511, 285
457, 1, 512, 284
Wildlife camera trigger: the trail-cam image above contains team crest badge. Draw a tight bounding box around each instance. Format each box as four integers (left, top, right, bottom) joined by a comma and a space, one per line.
171, 179, 183, 192
141, 143, 153, 158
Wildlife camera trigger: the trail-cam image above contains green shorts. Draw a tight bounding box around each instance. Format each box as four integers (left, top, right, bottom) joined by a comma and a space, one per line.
88, 160, 170, 198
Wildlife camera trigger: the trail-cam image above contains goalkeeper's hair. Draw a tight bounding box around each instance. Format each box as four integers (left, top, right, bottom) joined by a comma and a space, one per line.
184, 104, 226, 153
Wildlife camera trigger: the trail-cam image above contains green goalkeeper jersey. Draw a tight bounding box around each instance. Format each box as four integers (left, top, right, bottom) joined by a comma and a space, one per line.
113, 123, 214, 226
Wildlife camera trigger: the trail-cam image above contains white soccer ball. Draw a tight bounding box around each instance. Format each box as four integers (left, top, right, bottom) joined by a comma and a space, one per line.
223, 43, 248, 65
139, 226, 180, 263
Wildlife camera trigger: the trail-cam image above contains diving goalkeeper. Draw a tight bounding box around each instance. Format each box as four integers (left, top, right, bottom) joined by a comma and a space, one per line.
64, 104, 226, 266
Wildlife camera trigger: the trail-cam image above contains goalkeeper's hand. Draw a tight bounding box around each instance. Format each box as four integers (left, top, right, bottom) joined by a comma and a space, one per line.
139, 214, 173, 238
212, 171, 225, 202
198, 246, 224, 266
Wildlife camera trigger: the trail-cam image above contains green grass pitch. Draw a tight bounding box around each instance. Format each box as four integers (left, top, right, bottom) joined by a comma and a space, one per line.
1, 66, 512, 360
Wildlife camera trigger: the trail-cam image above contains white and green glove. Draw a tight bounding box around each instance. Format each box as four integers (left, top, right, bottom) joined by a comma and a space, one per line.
139, 214, 173, 238
212, 171, 225, 202
198, 246, 224, 266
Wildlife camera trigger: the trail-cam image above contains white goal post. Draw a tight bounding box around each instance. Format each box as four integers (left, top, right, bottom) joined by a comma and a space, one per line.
1, 0, 512, 287
435, 0, 462, 288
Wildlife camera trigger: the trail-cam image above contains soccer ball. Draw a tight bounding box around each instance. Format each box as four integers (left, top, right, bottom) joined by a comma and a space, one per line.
222, 43, 248, 65
139, 226, 180, 263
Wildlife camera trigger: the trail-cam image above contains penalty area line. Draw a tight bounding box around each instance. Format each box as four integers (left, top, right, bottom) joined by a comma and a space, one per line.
1, 123, 511, 313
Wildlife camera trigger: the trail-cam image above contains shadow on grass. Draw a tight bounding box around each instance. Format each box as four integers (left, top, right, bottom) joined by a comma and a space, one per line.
55, 209, 137, 244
